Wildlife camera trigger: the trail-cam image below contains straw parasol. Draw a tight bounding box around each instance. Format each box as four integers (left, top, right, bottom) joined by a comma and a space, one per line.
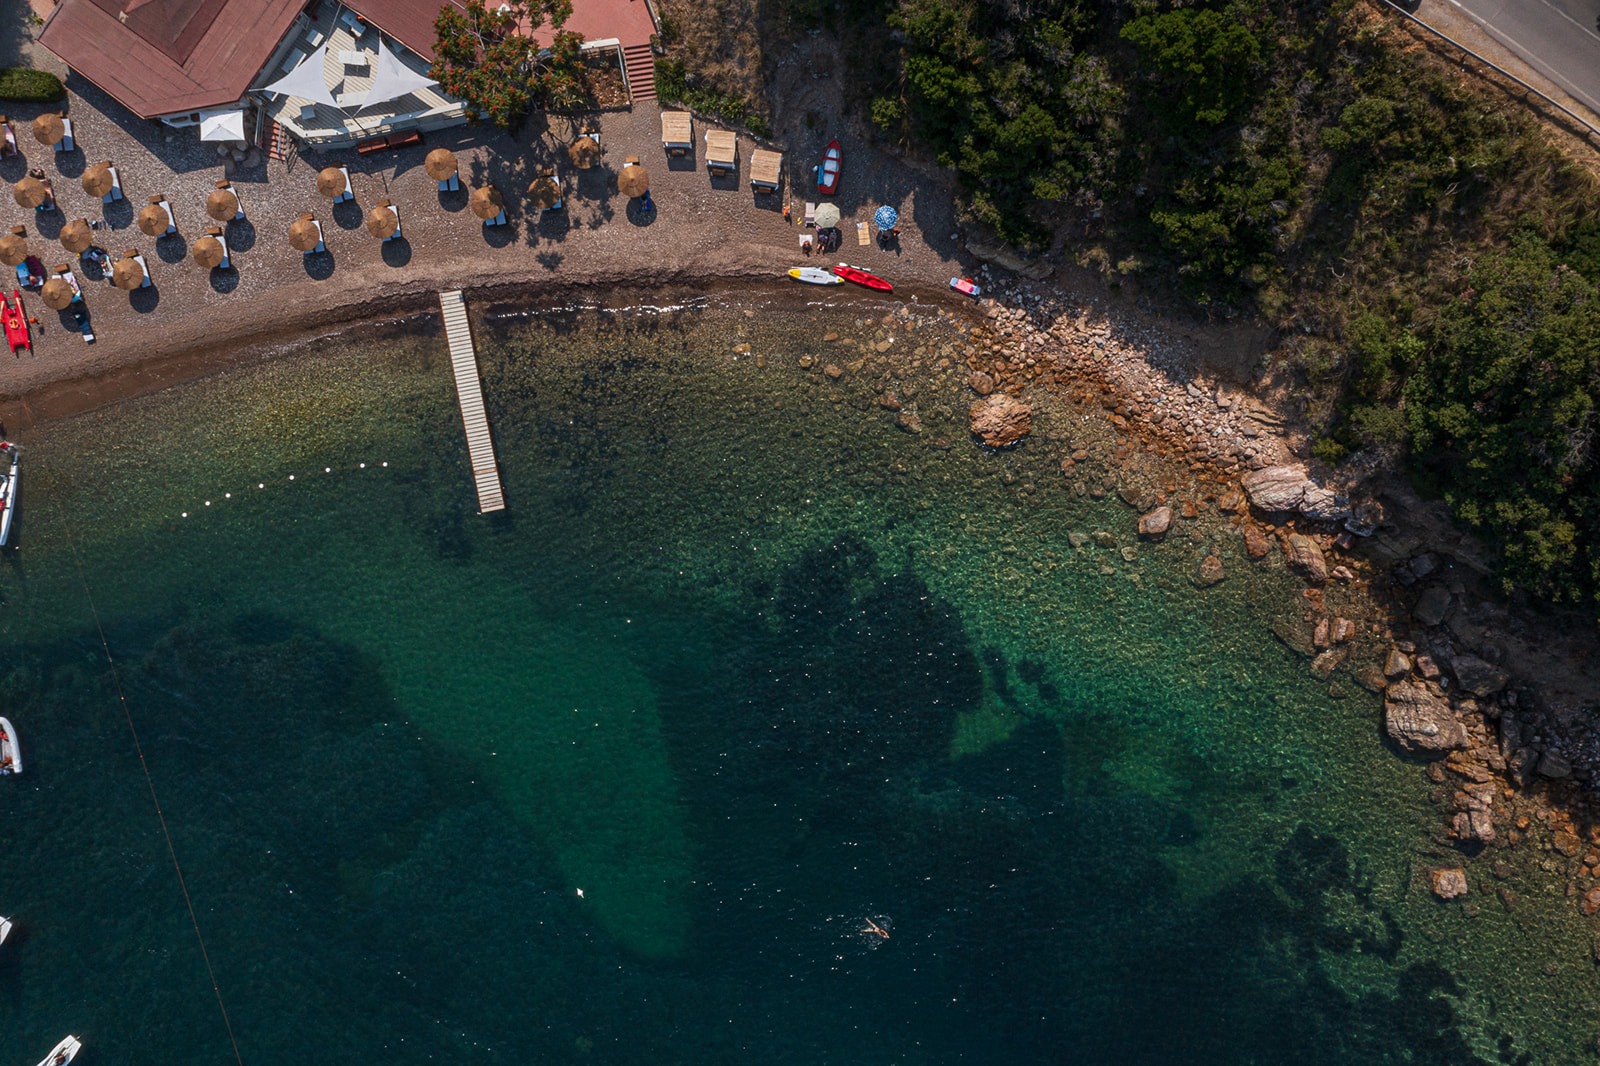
206, 187, 240, 222
568, 135, 600, 170
469, 185, 503, 220
0, 229, 27, 267
365, 204, 398, 239
137, 203, 172, 238
813, 202, 841, 230
112, 254, 145, 291
40, 277, 75, 311
526, 173, 561, 210
31, 113, 63, 147
618, 158, 650, 198
424, 148, 458, 181
288, 216, 322, 252
13, 176, 45, 209
192, 234, 225, 268
82, 163, 115, 198
59, 218, 92, 254
316, 167, 348, 199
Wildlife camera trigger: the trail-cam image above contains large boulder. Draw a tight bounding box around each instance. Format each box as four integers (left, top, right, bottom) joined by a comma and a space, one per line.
1385, 681, 1470, 753
1240, 465, 1351, 522
1285, 534, 1329, 584
1430, 867, 1469, 900
1450, 654, 1509, 698
968, 394, 1032, 448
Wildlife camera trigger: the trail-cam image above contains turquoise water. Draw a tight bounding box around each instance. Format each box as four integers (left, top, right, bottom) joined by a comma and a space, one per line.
1, 299, 1597, 1063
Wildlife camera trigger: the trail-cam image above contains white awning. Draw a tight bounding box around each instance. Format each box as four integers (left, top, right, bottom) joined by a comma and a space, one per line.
198, 110, 247, 143
357, 39, 438, 110
259, 42, 341, 108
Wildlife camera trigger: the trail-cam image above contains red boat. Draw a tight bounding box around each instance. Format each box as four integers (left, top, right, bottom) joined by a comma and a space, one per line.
817, 139, 842, 195
2, 291, 29, 354
832, 263, 893, 292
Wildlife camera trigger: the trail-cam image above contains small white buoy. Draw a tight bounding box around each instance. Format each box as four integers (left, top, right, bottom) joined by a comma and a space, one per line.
576, 888, 585, 899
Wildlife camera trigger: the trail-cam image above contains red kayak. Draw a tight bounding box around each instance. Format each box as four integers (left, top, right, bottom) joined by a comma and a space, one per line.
831, 263, 892, 292
2, 291, 29, 354
817, 139, 842, 195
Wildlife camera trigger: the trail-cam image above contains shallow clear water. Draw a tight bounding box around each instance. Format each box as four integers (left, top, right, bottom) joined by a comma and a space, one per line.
0, 300, 1596, 1064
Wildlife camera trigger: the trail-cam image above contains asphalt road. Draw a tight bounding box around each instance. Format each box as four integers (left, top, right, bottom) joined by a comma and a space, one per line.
1434, 0, 1600, 112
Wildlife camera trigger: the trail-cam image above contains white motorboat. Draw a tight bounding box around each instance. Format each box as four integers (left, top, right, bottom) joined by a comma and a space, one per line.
36, 1036, 81, 1066
0, 916, 11, 946
0, 716, 20, 775
0, 441, 18, 547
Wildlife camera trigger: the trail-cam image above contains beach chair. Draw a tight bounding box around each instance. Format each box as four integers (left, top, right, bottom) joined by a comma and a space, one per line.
439, 172, 460, 193
332, 165, 353, 204
804, 202, 816, 228
203, 225, 232, 269
14, 258, 42, 289
749, 149, 782, 193
124, 249, 151, 288
306, 218, 325, 253
0, 116, 17, 158
661, 111, 692, 157
856, 222, 869, 246
102, 165, 124, 204
56, 117, 74, 153
376, 199, 401, 240
215, 179, 246, 220
148, 194, 177, 236
705, 130, 737, 176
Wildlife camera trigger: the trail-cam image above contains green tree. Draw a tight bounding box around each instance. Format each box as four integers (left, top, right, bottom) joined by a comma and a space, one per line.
432, 0, 585, 129
1120, 5, 1262, 126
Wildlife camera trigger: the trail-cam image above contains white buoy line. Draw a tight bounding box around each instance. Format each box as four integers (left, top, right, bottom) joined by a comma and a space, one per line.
173, 460, 393, 520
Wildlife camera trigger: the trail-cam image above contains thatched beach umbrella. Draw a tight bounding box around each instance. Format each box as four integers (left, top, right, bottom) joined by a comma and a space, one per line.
469, 185, 503, 220
137, 203, 171, 238
568, 135, 600, 170
288, 216, 322, 252
618, 158, 649, 198
31, 113, 63, 147
59, 218, 92, 254
112, 253, 145, 291
192, 234, 225, 268
0, 228, 27, 267
206, 187, 240, 222
82, 162, 115, 198
365, 204, 397, 239
526, 172, 560, 210
13, 176, 45, 209
424, 148, 457, 182
40, 276, 75, 311
316, 166, 348, 199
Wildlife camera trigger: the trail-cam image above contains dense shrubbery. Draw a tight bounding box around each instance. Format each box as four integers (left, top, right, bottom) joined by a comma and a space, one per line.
653, 59, 771, 139
0, 69, 64, 102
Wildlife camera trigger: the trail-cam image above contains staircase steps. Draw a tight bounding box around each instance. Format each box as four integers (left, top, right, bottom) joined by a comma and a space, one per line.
623, 43, 657, 103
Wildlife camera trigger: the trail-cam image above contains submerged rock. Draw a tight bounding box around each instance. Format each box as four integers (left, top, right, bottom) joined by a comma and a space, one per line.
1195, 554, 1225, 586
1430, 867, 1469, 900
1385, 680, 1469, 753
1138, 506, 1173, 537
968, 394, 1032, 448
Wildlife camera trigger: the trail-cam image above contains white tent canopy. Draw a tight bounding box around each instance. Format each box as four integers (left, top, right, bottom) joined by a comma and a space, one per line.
358, 39, 438, 110
198, 109, 247, 143
259, 42, 341, 108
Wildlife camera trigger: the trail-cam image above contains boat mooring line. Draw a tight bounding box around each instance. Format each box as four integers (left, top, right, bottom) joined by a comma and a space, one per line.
21, 400, 248, 1066
170, 460, 392, 521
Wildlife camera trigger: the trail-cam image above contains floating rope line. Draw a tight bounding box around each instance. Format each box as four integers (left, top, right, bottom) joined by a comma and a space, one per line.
172, 460, 390, 522
21, 401, 247, 1066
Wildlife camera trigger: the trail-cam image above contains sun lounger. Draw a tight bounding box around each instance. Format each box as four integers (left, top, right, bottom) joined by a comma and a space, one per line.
0, 117, 15, 158
661, 110, 692, 156
749, 149, 782, 192
705, 130, 737, 175
332, 166, 353, 204
804, 202, 816, 228
14, 261, 41, 289
128, 251, 151, 287
102, 165, 123, 204
438, 172, 460, 193
56, 117, 74, 153
305, 218, 325, 253
149, 195, 176, 236
856, 221, 869, 246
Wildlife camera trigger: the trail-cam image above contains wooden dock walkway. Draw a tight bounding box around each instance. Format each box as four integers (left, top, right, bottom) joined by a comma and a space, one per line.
439, 290, 505, 514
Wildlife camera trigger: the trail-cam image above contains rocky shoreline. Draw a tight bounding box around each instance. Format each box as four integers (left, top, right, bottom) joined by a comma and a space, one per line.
950, 264, 1600, 920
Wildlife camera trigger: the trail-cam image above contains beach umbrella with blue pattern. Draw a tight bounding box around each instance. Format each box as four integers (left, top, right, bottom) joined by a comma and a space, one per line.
873, 205, 898, 231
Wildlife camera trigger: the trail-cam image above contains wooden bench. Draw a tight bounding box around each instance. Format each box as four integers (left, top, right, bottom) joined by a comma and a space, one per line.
356, 129, 425, 155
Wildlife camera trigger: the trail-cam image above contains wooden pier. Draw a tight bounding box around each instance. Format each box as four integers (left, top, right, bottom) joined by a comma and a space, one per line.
438, 290, 505, 514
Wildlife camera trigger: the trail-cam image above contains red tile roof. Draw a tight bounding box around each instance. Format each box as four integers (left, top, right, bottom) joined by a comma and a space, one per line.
40, 0, 304, 118
345, 0, 465, 63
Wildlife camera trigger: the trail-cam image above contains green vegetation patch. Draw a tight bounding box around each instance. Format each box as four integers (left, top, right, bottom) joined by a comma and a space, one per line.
0, 69, 64, 102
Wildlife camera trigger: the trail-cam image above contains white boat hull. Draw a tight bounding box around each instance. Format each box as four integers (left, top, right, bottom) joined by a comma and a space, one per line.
36, 1036, 80, 1066
788, 267, 843, 286
0, 716, 20, 775
0, 445, 18, 547
0, 917, 11, 946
